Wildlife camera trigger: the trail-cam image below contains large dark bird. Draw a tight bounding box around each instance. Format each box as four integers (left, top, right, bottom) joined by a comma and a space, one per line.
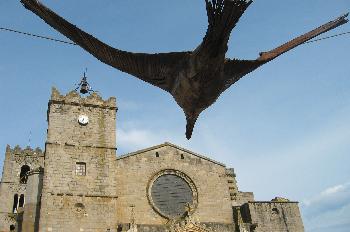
21, 0, 348, 139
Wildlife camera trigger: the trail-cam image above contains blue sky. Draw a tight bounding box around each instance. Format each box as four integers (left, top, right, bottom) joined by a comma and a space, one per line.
0, 0, 350, 231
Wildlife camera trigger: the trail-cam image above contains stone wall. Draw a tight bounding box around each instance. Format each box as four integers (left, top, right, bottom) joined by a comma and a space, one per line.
116, 222, 235, 232
47, 88, 117, 148
234, 192, 255, 207
115, 143, 234, 230
20, 168, 44, 232
225, 168, 255, 207
239, 202, 304, 232
38, 88, 118, 232
41, 145, 117, 196
0, 146, 44, 232
39, 194, 118, 232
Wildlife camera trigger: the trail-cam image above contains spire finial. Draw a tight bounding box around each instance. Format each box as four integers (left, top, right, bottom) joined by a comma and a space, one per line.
74, 69, 94, 94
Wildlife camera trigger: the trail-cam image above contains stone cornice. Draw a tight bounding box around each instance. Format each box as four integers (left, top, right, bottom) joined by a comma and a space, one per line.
248, 201, 299, 204
45, 142, 117, 150
46, 192, 118, 199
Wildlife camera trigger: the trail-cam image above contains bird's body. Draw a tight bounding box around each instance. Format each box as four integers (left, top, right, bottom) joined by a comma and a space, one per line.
21, 0, 348, 139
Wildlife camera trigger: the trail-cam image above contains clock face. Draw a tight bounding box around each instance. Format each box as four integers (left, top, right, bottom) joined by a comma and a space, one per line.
78, 115, 89, 125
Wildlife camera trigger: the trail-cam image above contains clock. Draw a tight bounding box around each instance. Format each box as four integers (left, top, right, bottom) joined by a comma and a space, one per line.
78, 115, 89, 125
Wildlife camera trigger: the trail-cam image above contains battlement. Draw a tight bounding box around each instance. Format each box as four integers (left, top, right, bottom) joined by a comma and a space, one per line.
3, 145, 44, 180
0, 145, 44, 193
50, 87, 117, 109
6, 145, 43, 157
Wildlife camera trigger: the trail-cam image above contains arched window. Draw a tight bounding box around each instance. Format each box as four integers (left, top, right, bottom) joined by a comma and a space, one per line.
10, 225, 15, 231
19, 194, 25, 208
12, 194, 18, 213
20, 165, 30, 184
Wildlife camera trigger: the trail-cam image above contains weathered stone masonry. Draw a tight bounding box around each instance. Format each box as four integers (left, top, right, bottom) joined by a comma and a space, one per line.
0, 87, 304, 232
0, 146, 44, 232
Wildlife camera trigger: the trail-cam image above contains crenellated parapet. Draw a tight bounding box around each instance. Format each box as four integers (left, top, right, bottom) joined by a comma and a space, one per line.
50, 87, 117, 110
1, 145, 44, 183
8, 145, 43, 156
6, 145, 43, 166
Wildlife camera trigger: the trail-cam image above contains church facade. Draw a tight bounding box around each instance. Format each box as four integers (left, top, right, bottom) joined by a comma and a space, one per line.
0, 88, 304, 232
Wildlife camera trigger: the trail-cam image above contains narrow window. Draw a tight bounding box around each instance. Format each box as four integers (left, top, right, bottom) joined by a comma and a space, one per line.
19, 194, 25, 208
76, 162, 86, 176
155, 152, 159, 157
20, 165, 30, 184
181, 154, 184, 159
12, 194, 18, 213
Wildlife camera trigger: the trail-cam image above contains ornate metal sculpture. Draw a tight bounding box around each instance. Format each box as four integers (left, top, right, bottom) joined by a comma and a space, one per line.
74, 72, 94, 95
21, 0, 348, 139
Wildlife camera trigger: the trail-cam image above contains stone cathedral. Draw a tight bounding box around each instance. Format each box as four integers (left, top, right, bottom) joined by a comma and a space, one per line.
0, 86, 305, 232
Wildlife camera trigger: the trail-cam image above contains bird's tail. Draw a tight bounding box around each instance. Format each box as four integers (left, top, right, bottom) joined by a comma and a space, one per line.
204, 0, 252, 47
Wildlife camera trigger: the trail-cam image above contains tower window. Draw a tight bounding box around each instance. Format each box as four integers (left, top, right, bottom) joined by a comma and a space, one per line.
20, 165, 30, 184
10, 225, 15, 231
155, 152, 159, 157
76, 162, 86, 176
181, 154, 184, 159
12, 194, 18, 213
19, 194, 25, 208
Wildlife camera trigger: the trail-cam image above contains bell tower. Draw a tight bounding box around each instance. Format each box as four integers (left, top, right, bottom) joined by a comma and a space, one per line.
39, 84, 118, 232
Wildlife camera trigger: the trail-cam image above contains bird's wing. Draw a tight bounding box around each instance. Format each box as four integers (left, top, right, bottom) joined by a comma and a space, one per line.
21, 0, 191, 92
222, 59, 263, 90
257, 13, 349, 62
223, 13, 349, 90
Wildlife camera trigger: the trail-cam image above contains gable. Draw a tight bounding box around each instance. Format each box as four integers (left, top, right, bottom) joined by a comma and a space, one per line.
117, 142, 225, 167
115, 142, 234, 225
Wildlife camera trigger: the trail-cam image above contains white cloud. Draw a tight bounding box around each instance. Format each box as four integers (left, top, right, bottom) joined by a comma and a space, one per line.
303, 182, 350, 212
115, 123, 228, 159
117, 128, 163, 153
322, 185, 347, 196
302, 182, 350, 232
